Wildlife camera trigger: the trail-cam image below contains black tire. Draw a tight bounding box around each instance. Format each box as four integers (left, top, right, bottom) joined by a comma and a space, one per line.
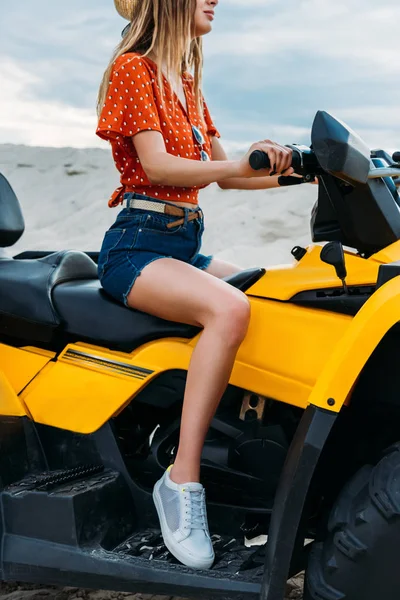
305, 443, 400, 600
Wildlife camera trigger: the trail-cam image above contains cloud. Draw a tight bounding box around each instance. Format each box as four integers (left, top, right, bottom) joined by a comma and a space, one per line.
0, 0, 399, 153
202, 0, 400, 150
330, 106, 400, 151
207, 0, 400, 82
0, 57, 102, 148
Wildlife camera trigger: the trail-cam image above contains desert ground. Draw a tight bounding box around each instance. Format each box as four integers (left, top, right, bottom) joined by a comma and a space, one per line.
0, 576, 304, 600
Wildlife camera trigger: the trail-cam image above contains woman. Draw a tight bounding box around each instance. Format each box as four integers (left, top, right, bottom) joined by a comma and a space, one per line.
96, 0, 297, 571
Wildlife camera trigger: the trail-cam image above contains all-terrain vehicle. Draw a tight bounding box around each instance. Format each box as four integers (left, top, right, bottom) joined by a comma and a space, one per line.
1, 111, 400, 600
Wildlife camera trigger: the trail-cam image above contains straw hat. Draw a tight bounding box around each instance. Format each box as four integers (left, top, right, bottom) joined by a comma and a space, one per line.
114, 0, 138, 21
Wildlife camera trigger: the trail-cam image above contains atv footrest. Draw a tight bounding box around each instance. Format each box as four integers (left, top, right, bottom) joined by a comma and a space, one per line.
115, 528, 266, 582
1, 468, 266, 598
7, 464, 104, 492
1, 467, 136, 548
2, 529, 264, 599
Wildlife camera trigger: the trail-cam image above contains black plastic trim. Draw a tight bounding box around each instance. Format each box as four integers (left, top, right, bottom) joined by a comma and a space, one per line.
63, 349, 154, 380
290, 285, 375, 316
376, 261, 400, 290
260, 405, 337, 600
222, 268, 266, 292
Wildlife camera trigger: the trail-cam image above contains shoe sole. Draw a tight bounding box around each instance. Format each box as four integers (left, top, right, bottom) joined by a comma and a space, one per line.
153, 479, 214, 570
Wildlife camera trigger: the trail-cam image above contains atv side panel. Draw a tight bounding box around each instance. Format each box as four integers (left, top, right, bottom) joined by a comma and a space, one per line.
0, 344, 55, 394
0, 369, 27, 417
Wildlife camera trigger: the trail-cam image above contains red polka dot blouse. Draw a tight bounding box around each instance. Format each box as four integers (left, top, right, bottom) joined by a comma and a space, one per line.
96, 52, 220, 207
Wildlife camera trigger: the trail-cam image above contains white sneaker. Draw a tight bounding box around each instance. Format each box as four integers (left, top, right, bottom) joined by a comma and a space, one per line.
153, 466, 215, 570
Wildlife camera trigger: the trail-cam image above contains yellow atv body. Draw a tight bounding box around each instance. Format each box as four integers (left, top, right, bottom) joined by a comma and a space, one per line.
1, 111, 400, 600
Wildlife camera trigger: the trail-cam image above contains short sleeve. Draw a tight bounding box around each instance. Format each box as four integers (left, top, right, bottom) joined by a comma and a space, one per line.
203, 98, 220, 139
96, 55, 162, 142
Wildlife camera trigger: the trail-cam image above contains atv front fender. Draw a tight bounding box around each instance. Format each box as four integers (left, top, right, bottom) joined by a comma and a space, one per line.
308, 274, 400, 412
261, 275, 400, 599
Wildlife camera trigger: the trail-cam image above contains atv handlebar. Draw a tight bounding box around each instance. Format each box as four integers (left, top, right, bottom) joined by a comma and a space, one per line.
249, 150, 272, 171
250, 146, 400, 179
249, 147, 305, 173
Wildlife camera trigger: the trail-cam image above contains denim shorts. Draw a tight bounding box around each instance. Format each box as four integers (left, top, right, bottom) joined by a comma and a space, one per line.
98, 193, 213, 306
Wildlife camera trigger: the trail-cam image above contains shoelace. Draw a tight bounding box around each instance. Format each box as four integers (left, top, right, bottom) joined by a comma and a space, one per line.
183, 488, 207, 530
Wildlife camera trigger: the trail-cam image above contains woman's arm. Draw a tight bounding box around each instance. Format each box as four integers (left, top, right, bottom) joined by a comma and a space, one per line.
133, 130, 292, 188
211, 137, 290, 190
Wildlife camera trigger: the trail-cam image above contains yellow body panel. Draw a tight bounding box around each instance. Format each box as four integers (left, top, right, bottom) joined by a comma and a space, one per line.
0, 344, 55, 393
247, 244, 389, 301
0, 369, 28, 417
233, 298, 350, 404
371, 240, 400, 264
21, 340, 193, 433
21, 298, 352, 433
309, 275, 400, 412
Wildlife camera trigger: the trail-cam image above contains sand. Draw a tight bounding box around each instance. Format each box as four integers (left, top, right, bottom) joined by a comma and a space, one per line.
0, 576, 304, 600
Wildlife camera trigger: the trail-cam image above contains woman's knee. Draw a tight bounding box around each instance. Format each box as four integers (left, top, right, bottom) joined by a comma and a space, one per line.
206, 291, 251, 345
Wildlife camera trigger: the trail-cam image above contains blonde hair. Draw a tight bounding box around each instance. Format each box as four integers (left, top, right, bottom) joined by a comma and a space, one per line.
97, 0, 203, 117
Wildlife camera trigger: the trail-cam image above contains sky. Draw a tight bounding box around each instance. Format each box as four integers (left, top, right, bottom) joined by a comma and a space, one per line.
0, 0, 399, 153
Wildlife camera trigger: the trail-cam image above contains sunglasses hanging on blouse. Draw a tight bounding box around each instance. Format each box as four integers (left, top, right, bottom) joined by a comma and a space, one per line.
191, 125, 211, 162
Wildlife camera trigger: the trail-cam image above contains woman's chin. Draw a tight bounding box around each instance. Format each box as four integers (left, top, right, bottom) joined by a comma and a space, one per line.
195, 22, 213, 37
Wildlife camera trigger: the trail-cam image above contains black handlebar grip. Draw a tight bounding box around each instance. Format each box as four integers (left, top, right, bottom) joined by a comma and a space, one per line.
249, 148, 303, 171
249, 150, 271, 171
393, 151, 400, 163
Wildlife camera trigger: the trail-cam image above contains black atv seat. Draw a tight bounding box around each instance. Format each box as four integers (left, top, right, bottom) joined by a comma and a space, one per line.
0, 246, 265, 350
0, 251, 98, 339
53, 267, 266, 352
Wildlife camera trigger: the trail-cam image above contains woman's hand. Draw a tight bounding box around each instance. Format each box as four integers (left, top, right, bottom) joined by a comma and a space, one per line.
238, 140, 294, 178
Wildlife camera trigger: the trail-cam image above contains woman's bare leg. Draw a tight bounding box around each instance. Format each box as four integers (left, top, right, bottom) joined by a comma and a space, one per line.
205, 257, 242, 279
126, 257, 250, 484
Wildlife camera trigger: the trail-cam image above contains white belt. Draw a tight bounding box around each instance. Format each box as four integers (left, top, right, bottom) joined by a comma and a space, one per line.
125, 198, 171, 214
